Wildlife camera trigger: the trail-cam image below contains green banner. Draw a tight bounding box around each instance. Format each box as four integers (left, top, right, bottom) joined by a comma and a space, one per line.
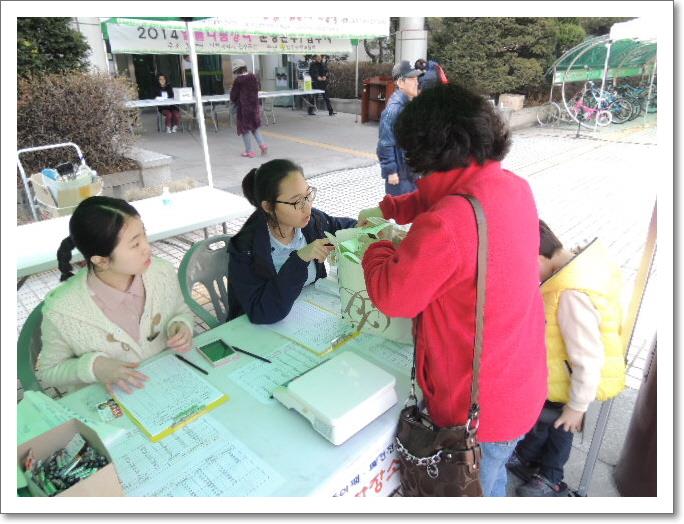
553, 67, 643, 83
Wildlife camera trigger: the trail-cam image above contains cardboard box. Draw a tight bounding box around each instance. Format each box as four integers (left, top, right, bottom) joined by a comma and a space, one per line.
29, 172, 103, 217
17, 419, 123, 497
173, 87, 193, 101
499, 93, 526, 111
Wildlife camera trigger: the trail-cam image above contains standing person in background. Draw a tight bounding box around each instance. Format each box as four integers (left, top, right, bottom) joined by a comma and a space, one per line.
414, 58, 449, 92
377, 60, 423, 196
308, 55, 336, 116
230, 59, 268, 158
154, 74, 181, 133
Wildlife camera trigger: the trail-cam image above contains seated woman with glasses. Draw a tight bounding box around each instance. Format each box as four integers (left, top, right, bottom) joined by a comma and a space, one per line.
228, 159, 356, 324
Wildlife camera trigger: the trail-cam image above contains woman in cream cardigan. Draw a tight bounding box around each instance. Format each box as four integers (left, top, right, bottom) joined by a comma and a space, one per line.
37, 196, 194, 395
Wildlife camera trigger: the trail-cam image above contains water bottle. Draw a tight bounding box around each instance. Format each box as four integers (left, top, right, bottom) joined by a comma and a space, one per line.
161, 186, 172, 206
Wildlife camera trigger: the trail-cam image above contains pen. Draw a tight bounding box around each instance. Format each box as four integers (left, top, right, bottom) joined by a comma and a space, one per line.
229, 345, 272, 364
175, 354, 209, 375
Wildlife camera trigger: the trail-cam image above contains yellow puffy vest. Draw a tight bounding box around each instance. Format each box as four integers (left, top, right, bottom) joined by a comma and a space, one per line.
541, 239, 625, 403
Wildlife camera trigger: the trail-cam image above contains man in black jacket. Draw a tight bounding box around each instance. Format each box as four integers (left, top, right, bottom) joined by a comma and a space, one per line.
308, 55, 336, 116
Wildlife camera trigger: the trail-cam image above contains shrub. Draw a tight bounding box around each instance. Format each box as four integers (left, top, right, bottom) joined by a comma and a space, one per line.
17, 72, 140, 176
18, 18, 90, 77
327, 62, 393, 99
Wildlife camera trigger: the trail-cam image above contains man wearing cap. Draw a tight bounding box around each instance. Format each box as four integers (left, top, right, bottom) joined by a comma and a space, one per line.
377, 60, 423, 196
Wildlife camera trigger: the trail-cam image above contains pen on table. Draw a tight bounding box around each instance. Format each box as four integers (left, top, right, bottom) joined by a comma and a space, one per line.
229, 345, 272, 364
175, 354, 209, 375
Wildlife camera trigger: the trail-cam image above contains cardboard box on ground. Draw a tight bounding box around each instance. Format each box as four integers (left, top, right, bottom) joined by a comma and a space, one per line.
17, 419, 123, 497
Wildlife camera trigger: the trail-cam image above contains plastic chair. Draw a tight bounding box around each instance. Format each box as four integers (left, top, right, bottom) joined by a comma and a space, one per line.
261, 98, 276, 126
178, 235, 232, 329
210, 102, 233, 132
179, 103, 216, 133
17, 302, 45, 393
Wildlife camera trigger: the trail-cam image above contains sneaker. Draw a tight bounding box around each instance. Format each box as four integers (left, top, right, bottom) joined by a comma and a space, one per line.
171, 125, 178, 133
329, 112, 337, 116
307, 108, 316, 115
241, 151, 257, 158
516, 474, 569, 497
166, 127, 172, 133
506, 451, 539, 482
259, 144, 268, 156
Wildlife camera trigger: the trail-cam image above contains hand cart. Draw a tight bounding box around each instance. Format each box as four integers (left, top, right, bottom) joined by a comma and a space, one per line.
17, 142, 101, 221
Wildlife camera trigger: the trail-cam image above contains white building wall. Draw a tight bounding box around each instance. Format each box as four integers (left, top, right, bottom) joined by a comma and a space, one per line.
70, 17, 109, 73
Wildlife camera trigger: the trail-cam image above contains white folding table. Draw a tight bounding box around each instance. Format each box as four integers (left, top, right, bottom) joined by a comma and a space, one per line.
16, 186, 253, 279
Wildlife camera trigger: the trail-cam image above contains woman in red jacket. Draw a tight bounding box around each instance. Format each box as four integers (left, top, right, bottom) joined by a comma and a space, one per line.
359, 83, 547, 497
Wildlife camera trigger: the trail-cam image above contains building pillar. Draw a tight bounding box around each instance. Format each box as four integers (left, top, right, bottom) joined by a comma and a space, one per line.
395, 17, 427, 66
70, 17, 110, 73
259, 54, 281, 92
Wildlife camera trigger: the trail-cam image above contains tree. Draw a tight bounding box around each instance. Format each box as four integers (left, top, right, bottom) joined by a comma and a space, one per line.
428, 18, 562, 97
17, 18, 91, 77
363, 17, 398, 64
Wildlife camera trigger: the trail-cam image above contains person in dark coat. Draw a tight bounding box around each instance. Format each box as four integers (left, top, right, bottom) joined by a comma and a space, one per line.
228, 159, 356, 324
230, 59, 268, 158
154, 74, 181, 133
307, 55, 336, 116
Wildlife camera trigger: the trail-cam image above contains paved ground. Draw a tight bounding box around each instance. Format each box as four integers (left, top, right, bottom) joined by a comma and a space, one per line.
16, 105, 658, 497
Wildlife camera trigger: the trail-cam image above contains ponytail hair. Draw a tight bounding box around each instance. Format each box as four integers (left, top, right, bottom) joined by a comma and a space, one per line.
241, 168, 259, 207
56, 196, 140, 279
240, 159, 304, 235
57, 236, 76, 281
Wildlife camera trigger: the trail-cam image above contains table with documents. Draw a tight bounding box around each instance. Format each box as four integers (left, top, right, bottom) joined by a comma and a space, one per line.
37, 284, 414, 497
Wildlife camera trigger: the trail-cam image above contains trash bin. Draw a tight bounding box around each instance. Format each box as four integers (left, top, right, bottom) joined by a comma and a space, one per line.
613, 340, 657, 496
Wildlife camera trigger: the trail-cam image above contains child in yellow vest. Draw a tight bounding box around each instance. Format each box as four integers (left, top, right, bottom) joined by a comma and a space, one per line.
508, 220, 625, 496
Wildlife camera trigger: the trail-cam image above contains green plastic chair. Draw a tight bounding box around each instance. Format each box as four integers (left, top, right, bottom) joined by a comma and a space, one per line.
178, 235, 232, 329
17, 302, 45, 393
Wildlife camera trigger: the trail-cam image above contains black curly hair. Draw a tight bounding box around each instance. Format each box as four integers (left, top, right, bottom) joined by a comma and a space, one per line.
395, 83, 511, 175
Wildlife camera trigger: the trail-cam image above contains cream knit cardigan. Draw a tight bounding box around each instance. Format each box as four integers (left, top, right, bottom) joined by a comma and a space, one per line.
36, 257, 194, 393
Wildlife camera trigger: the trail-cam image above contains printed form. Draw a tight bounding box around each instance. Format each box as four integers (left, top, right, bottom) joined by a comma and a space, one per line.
112, 354, 228, 441
228, 341, 323, 404
109, 416, 284, 496
265, 300, 353, 355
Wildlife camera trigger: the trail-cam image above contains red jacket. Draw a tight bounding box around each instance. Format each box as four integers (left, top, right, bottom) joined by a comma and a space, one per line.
362, 161, 547, 442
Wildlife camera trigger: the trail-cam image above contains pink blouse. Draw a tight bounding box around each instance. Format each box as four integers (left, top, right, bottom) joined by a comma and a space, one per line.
87, 273, 146, 343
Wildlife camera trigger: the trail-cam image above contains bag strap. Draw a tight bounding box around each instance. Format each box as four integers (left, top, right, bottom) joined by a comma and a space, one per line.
408, 194, 488, 431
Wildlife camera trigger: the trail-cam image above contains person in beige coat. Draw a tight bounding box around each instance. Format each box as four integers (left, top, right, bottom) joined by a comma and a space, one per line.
36, 196, 193, 395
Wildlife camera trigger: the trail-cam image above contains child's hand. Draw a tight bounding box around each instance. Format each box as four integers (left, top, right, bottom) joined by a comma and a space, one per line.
553, 405, 585, 432
93, 356, 149, 395
167, 323, 193, 353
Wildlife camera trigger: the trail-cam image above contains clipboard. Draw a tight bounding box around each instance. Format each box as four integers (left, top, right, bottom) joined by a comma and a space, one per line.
112, 354, 229, 442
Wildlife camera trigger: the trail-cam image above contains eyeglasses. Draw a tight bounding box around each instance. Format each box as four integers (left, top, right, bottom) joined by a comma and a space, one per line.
274, 187, 317, 211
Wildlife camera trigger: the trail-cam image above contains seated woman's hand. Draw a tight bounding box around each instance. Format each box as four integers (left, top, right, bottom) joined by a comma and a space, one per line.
93, 356, 149, 395
297, 238, 335, 263
167, 322, 193, 353
357, 206, 383, 228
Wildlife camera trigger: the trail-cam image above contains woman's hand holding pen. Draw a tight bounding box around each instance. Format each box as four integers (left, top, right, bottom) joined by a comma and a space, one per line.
93, 356, 149, 395
297, 238, 335, 264
167, 322, 193, 353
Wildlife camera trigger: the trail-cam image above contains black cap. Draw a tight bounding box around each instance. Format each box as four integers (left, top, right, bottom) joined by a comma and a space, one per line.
392, 60, 424, 80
